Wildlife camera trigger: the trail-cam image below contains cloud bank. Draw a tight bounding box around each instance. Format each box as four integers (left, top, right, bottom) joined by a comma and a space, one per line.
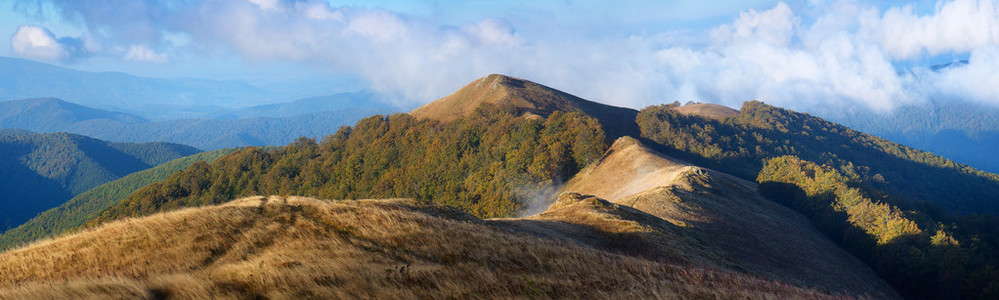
9, 0, 999, 112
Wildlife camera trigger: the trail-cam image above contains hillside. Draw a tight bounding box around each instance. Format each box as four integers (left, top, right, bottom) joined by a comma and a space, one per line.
0, 97, 395, 150
549, 137, 894, 295
638, 101, 999, 215
0, 148, 236, 250
673, 102, 739, 120
637, 102, 999, 298
410, 74, 639, 139
0, 132, 199, 230
92, 106, 607, 222
0, 196, 859, 299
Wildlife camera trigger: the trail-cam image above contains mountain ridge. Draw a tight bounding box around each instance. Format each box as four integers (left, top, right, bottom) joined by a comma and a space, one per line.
0, 97, 394, 150
411, 74, 640, 139
554, 137, 894, 295
0, 195, 868, 299
0, 131, 199, 230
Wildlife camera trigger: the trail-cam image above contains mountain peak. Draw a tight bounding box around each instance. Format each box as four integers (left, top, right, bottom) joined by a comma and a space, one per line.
674, 102, 739, 120
410, 74, 640, 138
410, 74, 577, 121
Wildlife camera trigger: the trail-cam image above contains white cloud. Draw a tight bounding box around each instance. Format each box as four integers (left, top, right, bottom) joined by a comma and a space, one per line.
11, 0, 999, 111
123, 44, 168, 63
711, 2, 797, 47
872, 0, 999, 59
928, 46, 999, 103
10, 25, 69, 61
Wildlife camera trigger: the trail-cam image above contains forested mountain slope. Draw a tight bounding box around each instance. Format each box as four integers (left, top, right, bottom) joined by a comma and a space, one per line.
638, 101, 999, 214
0, 132, 199, 230
638, 102, 999, 298
0, 148, 236, 250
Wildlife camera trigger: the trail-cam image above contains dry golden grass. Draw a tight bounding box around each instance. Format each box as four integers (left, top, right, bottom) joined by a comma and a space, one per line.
1, 195, 846, 299
558, 137, 899, 298
674, 103, 740, 120
408, 74, 639, 138
410, 74, 581, 122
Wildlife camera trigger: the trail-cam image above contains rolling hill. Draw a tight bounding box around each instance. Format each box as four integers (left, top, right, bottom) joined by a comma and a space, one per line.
518, 136, 895, 295
0, 148, 236, 250
0, 131, 199, 230
0, 98, 147, 131
410, 74, 639, 139
0, 97, 396, 150
554, 136, 889, 293
0, 195, 880, 299
639, 101, 999, 215
638, 101, 999, 298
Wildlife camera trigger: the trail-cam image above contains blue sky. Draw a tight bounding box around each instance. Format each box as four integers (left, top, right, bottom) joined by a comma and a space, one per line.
3, 0, 996, 112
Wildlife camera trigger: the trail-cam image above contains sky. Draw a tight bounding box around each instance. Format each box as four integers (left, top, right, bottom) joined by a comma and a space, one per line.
2, 0, 998, 113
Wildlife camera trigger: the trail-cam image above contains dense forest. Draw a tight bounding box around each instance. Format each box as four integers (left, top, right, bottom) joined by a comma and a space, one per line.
637, 101, 999, 215
638, 102, 999, 298
0, 132, 199, 230
758, 156, 999, 298
94, 105, 607, 222
0, 148, 235, 250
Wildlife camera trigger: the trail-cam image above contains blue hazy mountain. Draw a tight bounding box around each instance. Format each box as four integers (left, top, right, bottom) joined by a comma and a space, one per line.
0, 97, 398, 150
823, 60, 999, 173
0, 56, 279, 118
0, 131, 199, 230
828, 100, 999, 173
0, 97, 148, 130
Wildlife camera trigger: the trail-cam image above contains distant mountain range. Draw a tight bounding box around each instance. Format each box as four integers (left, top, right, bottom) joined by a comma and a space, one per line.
826, 100, 999, 173
0, 57, 279, 117
0, 97, 399, 150
0, 131, 198, 230
0, 148, 235, 250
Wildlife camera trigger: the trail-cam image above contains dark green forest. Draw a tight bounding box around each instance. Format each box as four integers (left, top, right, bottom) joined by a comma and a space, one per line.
637, 102, 999, 298
0, 148, 235, 250
0, 132, 199, 230
95, 106, 607, 222
759, 156, 999, 298
637, 101, 999, 215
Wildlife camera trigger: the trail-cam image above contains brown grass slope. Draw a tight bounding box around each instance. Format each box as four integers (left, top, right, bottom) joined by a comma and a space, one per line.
674, 102, 739, 120
0, 195, 844, 299
410, 74, 639, 139
557, 136, 898, 298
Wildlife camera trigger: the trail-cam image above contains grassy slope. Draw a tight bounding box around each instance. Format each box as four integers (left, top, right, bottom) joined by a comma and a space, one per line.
0, 149, 235, 250
410, 74, 639, 139
0, 196, 842, 299
550, 137, 896, 297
